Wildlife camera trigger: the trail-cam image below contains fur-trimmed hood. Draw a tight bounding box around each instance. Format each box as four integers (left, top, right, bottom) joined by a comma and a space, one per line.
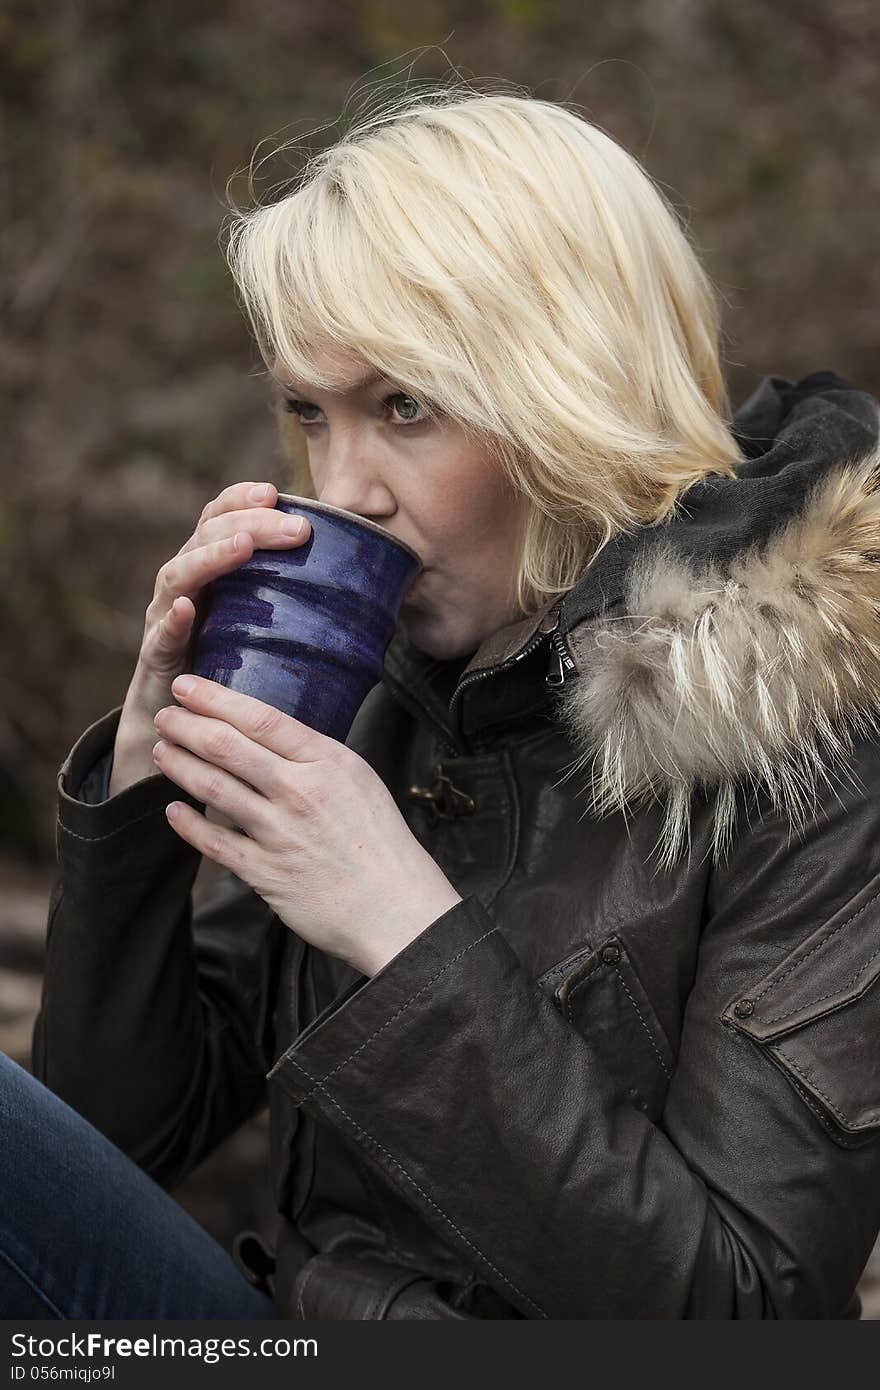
551, 370, 880, 873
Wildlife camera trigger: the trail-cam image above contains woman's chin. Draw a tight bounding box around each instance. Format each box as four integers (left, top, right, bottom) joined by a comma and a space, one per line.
398, 608, 476, 662
396, 605, 437, 652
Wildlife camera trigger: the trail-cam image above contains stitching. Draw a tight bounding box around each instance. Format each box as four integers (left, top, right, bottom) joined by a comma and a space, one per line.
724, 1020, 866, 1151
613, 970, 673, 1079
56, 806, 170, 843
540, 946, 594, 992
348, 1150, 408, 1268
289, 926, 498, 1092
774, 1046, 880, 1131
287, 1074, 547, 1319
770, 1056, 862, 1149
761, 942, 880, 1026
751, 889, 880, 1007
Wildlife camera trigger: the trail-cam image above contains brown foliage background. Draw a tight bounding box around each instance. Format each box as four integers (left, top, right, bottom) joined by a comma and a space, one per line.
1, 0, 879, 1311
3, 0, 879, 864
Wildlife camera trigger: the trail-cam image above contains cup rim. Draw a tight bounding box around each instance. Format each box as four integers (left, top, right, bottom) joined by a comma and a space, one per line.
275, 493, 423, 571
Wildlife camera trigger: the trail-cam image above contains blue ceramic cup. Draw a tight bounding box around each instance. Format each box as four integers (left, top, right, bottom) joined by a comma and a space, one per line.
190, 493, 422, 741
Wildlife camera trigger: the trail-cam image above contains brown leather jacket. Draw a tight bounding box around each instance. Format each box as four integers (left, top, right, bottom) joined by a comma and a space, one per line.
33, 370, 880, 1318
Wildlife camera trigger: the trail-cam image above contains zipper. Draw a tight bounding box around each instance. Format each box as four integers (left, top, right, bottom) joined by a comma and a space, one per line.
388, 601, 575, 761
381, 668, 468, 760
447, 602, 571, 730
545, 626, 577, 688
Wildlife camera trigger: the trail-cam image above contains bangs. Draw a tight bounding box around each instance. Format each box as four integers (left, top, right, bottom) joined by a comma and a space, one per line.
224, 163, 483, 430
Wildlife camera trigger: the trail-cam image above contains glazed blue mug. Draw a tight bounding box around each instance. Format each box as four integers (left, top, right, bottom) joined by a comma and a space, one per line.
189, 493, 423, 740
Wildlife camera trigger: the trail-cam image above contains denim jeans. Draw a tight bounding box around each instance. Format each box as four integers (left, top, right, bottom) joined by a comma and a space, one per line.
0, 1051, 277, 1319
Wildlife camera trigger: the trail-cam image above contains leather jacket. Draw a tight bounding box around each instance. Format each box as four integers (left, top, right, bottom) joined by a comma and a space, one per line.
33, 369, 880, 1318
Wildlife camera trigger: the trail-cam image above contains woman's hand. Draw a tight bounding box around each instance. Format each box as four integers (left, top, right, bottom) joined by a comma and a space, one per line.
110, 480, 311, 797
152, 673, 464, 976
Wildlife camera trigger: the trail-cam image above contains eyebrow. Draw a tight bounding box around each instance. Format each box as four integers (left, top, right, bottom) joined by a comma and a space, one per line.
273, 368, 386, 397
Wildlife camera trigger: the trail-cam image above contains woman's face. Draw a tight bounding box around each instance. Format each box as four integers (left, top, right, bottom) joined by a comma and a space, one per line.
273, 350, 531, 661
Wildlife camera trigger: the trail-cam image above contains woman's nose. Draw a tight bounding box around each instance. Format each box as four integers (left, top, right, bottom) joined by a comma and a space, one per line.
317, 463, 395, 521
310, 418, 397, 518
315, 433, 374, 514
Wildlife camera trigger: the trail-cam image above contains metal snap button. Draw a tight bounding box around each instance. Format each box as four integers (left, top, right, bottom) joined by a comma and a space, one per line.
733, 998, 755, 1019
600, 942, 621, 965
406, 770, 476, 827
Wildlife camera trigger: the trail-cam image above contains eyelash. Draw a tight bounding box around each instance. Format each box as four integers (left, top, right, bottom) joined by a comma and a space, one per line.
281, 393, 428, 427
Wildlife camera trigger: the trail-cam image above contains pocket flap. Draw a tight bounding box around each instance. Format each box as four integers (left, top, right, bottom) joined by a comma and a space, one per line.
537, 935, 676, 1122
724, 870, 880, 1146
722, 871, 880, 1042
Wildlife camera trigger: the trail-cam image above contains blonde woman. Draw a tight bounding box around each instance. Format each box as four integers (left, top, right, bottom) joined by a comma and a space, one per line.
15, 86, 880, 1318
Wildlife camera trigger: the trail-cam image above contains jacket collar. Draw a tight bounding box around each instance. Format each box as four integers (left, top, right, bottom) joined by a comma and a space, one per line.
553, 369, 880, 872
382, 597, 562, 754
383, 370, 880, 869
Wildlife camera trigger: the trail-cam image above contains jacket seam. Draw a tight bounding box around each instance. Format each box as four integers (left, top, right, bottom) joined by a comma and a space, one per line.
56, 807, 169, 843
493, 752, 521, 902
286, 925, 498, 1091
348, 1148, 410, 1268
771, 1059, 861, 1148
288, 1074, 548, 1319
750, 888, 880, 1009
613, 968, 673, 1079
774, 1045, 879, 1131
723, 1021, 866, 1150
761, 940, 880, 1027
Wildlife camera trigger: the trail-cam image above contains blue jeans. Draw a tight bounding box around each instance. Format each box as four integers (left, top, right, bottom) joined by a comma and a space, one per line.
0, 1051, 277, 1319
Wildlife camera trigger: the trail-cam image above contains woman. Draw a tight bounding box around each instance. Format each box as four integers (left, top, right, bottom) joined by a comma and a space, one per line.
11, 87, 880, 1318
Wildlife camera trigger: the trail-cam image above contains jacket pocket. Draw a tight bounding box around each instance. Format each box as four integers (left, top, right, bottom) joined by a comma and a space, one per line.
536, 935, 676, 1123
722, 872, 880, 1149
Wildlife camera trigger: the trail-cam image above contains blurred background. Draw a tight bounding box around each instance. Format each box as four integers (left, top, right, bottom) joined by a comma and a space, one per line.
2, 0, 879, 1315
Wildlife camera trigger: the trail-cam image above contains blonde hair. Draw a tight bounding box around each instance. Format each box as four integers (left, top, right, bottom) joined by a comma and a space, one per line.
223, 82, 743, 616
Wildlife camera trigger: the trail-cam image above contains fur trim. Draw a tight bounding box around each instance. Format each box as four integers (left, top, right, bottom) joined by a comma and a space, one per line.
554, 444, 880, 873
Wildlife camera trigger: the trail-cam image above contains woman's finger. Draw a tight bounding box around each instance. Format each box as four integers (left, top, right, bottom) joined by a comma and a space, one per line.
153, 707, 286, 799
152, 738, 268, 835
169, 674, 328, 764
162, 797, 250, 874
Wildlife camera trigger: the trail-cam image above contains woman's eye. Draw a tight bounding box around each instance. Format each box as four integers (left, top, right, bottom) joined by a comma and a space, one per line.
281, 393, 428, 426
282, 398, 322, 424
385, 393, 426, 424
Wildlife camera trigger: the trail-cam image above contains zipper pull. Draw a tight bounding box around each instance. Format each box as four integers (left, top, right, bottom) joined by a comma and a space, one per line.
546, 628, 576, 688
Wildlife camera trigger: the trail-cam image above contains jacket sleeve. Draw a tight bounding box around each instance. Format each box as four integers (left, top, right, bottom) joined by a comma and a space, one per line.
31, 704, 289, 1191
265, 732, 880, 1318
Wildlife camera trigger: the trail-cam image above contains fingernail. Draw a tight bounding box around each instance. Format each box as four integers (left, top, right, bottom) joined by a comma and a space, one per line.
282, 516, 306, 536
173, 676, 195, 697
249, 483, 270, 501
